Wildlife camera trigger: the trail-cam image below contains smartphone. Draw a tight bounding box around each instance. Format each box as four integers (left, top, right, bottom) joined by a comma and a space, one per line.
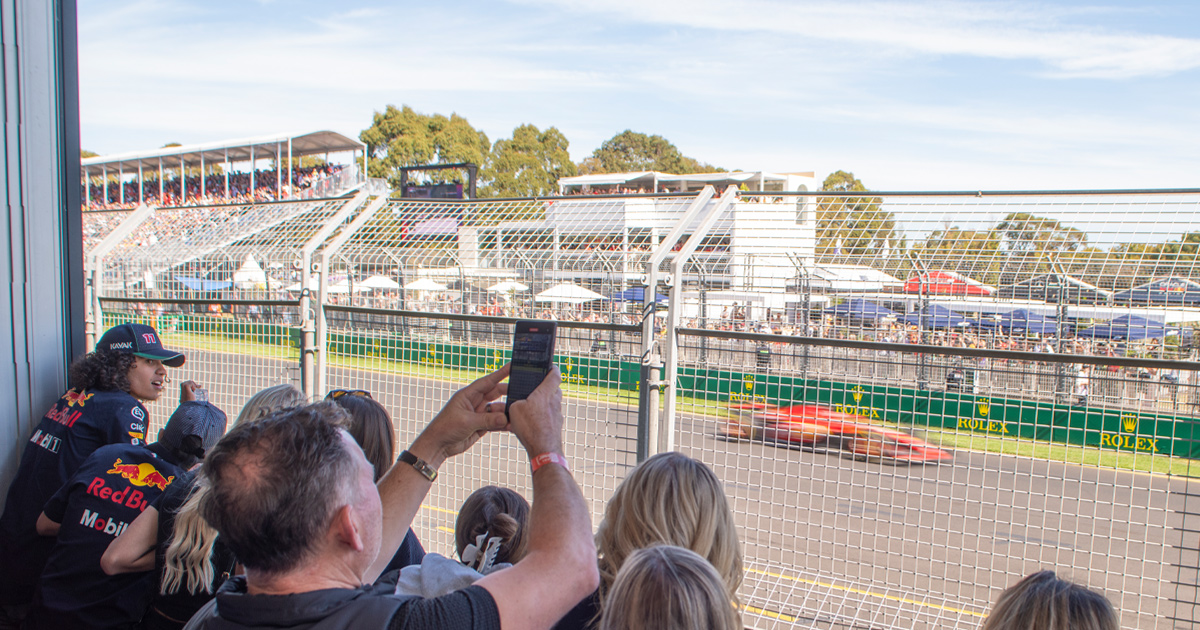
505, 321, 557, 416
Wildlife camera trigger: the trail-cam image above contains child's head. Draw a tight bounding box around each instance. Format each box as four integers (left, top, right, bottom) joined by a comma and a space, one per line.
455, 486, 531, 567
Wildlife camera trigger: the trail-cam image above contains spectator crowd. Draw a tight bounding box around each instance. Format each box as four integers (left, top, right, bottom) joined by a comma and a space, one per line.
0, 320, 1123, 630
84, 164, 346, 210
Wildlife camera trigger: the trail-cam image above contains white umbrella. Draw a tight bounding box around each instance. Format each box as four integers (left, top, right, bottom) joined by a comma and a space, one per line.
535, 283, 607, 304
327, 282, 372, 294
284, 281, 317, 292
405, 278, 449, 291
488, 280, 529, 293
360, 275, 401, 290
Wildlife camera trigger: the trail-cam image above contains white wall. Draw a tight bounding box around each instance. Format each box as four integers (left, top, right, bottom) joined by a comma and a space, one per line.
0, 0, 82, 496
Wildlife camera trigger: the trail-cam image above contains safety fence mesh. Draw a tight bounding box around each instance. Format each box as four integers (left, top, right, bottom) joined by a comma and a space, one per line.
88, 189, 1200, 629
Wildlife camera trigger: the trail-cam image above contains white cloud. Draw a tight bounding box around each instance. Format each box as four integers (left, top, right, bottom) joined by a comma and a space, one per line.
515, 0, 1200, 78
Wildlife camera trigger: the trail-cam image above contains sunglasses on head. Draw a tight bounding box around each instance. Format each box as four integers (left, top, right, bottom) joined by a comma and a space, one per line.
326, 389, 373, 400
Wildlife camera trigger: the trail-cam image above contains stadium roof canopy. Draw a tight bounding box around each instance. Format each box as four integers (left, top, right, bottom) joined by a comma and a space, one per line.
82, 130, 366, 175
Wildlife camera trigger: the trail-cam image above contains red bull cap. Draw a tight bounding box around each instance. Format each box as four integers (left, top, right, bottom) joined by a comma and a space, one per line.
96, 323, 185, 368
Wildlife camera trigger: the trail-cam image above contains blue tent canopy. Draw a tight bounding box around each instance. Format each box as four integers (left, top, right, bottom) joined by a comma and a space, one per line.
823, 298, 899, 320
1076, 315, 1171, 340
1112, 277, 1200, 306
904, 304, 975, 329
609, 287, 668, 303
992, 309, 1063, 335
174, 276, 233, 292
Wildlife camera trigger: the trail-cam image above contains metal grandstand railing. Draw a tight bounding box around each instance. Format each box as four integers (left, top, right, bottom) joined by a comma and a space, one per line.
88, 188, 1200, 630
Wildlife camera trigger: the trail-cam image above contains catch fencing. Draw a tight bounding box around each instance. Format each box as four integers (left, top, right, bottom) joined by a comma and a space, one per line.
88, 187, 1200, 629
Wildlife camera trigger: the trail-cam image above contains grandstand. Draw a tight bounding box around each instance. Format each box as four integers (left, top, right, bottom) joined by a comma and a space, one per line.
81, 130, 367, 209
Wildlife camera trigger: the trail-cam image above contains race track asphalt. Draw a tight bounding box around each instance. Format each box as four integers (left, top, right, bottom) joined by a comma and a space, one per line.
167, 344, 1196, 630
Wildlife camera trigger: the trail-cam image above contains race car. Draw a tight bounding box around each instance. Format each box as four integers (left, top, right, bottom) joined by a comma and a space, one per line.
720, 402, 953, 464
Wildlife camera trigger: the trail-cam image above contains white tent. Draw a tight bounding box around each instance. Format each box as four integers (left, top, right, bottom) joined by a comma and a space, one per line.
233, 254, 268, 288
360, 275, 401, 290
405, 278, 448, 291
488, 280, 529, 293
535, 283, 606, 304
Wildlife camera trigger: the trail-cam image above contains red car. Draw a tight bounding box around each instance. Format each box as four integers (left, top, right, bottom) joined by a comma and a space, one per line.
720, 403, 953, 464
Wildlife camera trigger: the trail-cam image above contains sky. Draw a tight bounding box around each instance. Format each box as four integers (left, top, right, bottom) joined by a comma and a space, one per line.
78, 0, 1200, 193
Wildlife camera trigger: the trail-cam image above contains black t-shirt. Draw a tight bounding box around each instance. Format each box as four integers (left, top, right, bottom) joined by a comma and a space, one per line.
25, 442, 184, 630
0, 388, 148, 605
552, 588, 599, 630
189, 576, 500, 630
148, 472, 237, 628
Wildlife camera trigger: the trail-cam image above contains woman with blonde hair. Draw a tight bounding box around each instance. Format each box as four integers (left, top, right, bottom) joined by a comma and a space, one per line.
554, 451, 743, 630
102, 384, 307, 629
600, 545, 741, 630
982, 570, 1118, 630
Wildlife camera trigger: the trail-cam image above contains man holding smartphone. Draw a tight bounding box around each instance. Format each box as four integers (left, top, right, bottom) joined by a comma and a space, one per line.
188, 363, 598, 630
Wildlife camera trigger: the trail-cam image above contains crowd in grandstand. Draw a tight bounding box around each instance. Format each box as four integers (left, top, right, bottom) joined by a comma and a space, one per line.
0, 321, 1121, 630
83, 164, 345, 210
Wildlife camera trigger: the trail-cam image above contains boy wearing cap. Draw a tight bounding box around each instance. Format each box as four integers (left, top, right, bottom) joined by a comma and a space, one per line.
0, 323, 192, 622
24, 401, 228, 630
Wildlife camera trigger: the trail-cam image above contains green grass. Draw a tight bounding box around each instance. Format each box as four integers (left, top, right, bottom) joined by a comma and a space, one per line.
161, 330, 1200, 478
916, 427, 1200, 476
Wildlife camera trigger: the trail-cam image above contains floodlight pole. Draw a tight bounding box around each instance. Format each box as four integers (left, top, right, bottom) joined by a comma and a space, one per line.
637, 186, 716, 462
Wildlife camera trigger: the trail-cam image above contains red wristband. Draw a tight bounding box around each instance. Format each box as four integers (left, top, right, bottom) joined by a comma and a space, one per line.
531, 452, 569, 474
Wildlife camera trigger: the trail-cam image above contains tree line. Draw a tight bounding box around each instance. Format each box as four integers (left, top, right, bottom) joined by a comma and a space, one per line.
817, 171, 1200, 289
358, 104, 723, 198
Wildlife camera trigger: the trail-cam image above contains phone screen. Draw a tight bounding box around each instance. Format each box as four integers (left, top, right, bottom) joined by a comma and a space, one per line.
506, 321, 556, 415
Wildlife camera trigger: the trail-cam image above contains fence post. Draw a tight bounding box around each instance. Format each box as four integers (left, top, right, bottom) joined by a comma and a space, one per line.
662, 187, 738, 453
636, 187, 715, 461
314, 195, 390, 395
295, 190, 372, 399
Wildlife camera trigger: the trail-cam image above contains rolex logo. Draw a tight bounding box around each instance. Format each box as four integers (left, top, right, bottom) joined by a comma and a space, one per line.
977, 400, 990, 417
852, 386, 864, 404
1122, 414, 1138, 434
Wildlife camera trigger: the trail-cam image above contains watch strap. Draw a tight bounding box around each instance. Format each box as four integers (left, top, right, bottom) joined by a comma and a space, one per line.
397, 450, 438, 482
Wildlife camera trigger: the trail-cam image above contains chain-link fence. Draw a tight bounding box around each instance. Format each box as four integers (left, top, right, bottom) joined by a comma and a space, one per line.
87, 188, 1200, 629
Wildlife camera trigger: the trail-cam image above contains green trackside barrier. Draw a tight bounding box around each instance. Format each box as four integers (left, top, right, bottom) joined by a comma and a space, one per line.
325, 330, 639, 389
326, 329, 1199, 459
674, 366, 1200, 459
102, 312, 300, 349
106, 316, 1198, 459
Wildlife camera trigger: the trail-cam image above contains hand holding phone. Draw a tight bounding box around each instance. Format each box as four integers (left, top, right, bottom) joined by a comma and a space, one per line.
506, 321, 557, 417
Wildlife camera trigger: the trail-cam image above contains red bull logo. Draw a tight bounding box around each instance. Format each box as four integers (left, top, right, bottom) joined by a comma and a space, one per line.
86, 476, 152, 511
107, 458, 174, 490
61, 389, 94, 408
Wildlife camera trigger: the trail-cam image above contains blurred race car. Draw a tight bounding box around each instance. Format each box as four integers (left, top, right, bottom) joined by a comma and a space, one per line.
720, 402, 953, 464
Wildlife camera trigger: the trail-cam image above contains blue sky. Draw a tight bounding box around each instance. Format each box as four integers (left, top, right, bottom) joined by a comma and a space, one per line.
78, 0, 1200, 191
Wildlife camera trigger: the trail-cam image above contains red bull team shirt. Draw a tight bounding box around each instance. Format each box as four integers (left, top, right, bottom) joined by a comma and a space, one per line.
0, 388, 149, 606
25, 442, 182, 630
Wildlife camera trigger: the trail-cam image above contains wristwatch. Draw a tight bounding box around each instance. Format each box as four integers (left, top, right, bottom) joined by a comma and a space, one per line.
396, 450, 438, 482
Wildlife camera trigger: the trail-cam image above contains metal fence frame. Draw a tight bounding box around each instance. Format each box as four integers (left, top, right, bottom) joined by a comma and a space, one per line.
85, 187, 1200, 630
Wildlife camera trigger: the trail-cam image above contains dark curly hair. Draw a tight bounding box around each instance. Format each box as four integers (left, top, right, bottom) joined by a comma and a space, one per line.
68, 349, 137, 393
